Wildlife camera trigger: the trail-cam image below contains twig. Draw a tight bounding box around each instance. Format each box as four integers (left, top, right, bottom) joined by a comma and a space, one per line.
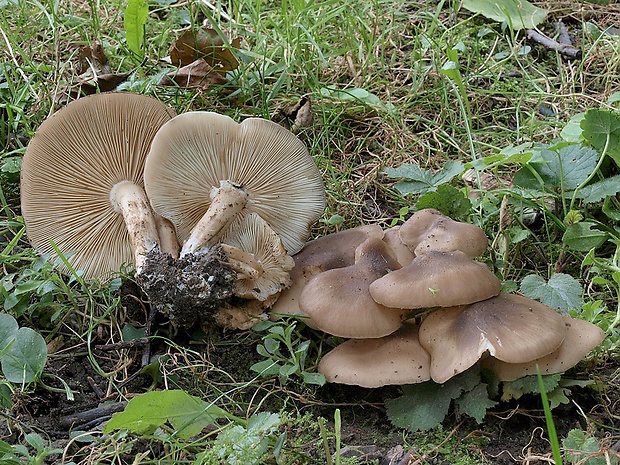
94, 338, 149, 351
60, 401, 127, 429
554, 20, 572, 45
527, 29, 582, 60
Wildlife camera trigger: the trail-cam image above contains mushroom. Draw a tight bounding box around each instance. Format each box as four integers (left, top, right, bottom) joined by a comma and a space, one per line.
369, 250, 502, 310
299, 237, 405, 338
418, 293, 567, 383
318, 322, 431, 388
481, 316, 605, 381
269, 224, 384, 321
399, 208, 488, 258
144, 111, 326, 258
382, 225, 415, 266
20, 93, 178, 279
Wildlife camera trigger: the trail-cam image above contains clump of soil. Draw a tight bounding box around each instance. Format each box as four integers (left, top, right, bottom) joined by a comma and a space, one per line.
138, 246, 236, 328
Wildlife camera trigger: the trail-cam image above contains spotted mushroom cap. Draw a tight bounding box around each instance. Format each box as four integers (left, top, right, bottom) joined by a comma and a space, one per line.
20, 93, 176, 279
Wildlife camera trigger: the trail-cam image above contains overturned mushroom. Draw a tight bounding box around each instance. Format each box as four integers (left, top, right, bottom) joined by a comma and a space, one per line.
418, 293, 567, 383
400, 208, 488, 258
318, 322, 431, 388
299, 237, 404, 338
144, 111, 326, 257
369, 250, 501, 310
21, 93, 178, 279
482, 316, 605, 381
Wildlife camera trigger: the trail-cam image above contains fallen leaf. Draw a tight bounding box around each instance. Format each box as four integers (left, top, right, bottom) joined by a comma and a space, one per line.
160, 58, 228, 89
280, 96, 313, 131
169, 28, 240, 71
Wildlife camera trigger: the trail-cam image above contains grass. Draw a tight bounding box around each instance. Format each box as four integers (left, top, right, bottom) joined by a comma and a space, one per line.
2, 0, 620, 463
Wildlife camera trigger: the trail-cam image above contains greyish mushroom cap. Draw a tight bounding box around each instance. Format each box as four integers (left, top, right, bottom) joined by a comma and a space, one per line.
369, 250, 502, 309
318, 322, 431, 388
144, 111, 326, 255
399, 208, 488, 257
418, 293, 567, 383
20, 93, 177, 279
481, 316, 605, 381
299, 237, 404, 338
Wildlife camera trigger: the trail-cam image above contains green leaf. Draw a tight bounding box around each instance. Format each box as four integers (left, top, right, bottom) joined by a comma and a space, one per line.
104, 390, 231, 439
560, 112, 585, 142
501, 374, 561, 402
562, 221, 608, 252
562, 429, 611, 465
575, 175, 620, 203
319, 86, 395, 113
415, 184, 472, 219
462, 0, 547, 30
124, 0, 148, 56
0, 314, 18, 354
250, 359, 281, 376
519, 273, 583, 312
385, 161, 464, 196
301, 371, 326, 386
1, 327, 47, 384
455, 383, 497, 423
581, 108, 620, 166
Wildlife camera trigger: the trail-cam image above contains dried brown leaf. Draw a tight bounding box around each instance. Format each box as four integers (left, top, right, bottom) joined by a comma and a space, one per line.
169, 28, 240, 71
160, 58, 228, 89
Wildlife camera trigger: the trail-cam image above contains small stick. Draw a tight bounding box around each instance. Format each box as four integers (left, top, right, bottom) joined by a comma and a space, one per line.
60, 401, 127, 429
554, 20, 572, 45
94, 339, 149, 351
527, 29, 582, 60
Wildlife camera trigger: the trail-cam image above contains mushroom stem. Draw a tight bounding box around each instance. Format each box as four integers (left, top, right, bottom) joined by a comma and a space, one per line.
155, 215, 180, 258
110, 181, 161, 272
220, 243, 263, 279
181, 180, 249, 256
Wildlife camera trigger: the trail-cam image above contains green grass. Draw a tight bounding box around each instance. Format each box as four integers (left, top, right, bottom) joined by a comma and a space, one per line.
3, 0, 620, 463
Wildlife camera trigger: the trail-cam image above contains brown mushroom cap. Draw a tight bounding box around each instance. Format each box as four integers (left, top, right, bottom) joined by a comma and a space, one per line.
382, 226, 415, 266
399, 209, 488, 257
318, 323, 431, 388
269, 224, 383, 320
369, 250, 501, 309
481, 316, 605, 381
144, 111, 326, 256
419, 293, 567, 383
299, 237, 404, 338
21, 93, 177, 279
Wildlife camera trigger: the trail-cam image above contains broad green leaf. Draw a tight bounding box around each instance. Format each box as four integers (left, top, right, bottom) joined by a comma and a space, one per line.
562, 221, 608, 252
563, 429, 610, 465
104, 390, 231, 439
124, 0, 148, 56
0, 314, 18, 353
385, 161, 465, 196
581, 108, 620, 166
455, 383, 497, 423
319, 86, 395, 113
415, 184, 472, 220
301, 371, 326, 386
1, 327, 47, 384
462, 0, 547, 30
575, 175, 620, 203
519, 273, 582, 312
560, 112, 585, 142
501, 374, 561, 402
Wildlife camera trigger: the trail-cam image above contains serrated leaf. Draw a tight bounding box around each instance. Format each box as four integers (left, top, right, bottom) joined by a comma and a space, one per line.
575, 175, 620, 203
455, 383, 497, 423
386, 161, 464, 196
501, 374, 561, 402
124, 0, 148, 56
562, 221, 608, 252
462, 0, 547, 30
519, 273, 583, 312
416, 184, 471, 219
385, 382, 453, 432
1, 327, 47, 384
104, 390, 230, 439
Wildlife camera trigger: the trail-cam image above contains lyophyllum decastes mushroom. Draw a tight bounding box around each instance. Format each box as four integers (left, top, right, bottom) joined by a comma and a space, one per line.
21, 92, 179, 280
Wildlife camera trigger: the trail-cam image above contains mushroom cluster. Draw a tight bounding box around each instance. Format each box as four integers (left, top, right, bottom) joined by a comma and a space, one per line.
273, 208, 605, 386
21, 93, 325, 327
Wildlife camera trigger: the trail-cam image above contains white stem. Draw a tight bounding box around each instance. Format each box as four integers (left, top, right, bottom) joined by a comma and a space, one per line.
110, 181, 160, 273
155, 215, 180, 258
181, 180, 249, 256
220, 243, 263, 278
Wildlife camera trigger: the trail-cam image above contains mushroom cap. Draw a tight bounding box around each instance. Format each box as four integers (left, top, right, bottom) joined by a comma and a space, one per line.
269, 224, 383, 320
20, 93, 176, 279
144, 111, 326, 255
318, 323, 431, 388
369, 250, 501, 309
299, 237, 404, 338
481, 316, 605, 381
419, 293, 567, 383
222, 212, 294, 301
382, 226, 415, 266
399, 209, 488, 257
